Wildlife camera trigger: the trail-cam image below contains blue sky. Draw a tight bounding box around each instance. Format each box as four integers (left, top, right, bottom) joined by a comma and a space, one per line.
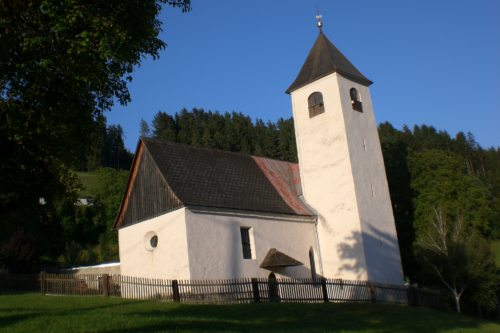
107, 0, 500, 151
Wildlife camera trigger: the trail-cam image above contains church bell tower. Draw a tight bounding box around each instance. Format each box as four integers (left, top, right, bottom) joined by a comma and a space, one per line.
287, 19, 404, 284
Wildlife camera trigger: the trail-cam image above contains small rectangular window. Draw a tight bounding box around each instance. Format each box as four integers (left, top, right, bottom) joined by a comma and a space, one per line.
240, 227, 252, 259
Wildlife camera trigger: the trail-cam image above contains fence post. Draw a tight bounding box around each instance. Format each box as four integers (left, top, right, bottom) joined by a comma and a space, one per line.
321, 278, 329, 303
172, 280, 180, 302
102, 274, 110, 297
368, 282, 376, 303
268, 275, 280, 302
251, 278, 260, 303
40, 271, 46, 295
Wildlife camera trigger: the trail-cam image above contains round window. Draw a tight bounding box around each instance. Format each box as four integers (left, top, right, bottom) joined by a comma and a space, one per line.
144, 231, 158, 251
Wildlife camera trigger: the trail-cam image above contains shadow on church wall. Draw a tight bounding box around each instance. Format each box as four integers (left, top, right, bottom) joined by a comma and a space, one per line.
337, 223, 403, 284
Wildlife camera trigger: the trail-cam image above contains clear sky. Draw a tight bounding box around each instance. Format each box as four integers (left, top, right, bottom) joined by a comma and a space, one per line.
107, 0, 500, 151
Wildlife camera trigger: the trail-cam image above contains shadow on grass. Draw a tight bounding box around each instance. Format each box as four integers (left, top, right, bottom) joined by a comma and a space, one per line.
0, 313, 40, 330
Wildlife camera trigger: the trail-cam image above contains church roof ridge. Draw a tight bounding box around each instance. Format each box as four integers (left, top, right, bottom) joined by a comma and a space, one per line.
286, 31, 372, 94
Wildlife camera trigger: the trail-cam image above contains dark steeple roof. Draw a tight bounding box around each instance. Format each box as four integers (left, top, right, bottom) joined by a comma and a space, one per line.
286, 32, 372, 93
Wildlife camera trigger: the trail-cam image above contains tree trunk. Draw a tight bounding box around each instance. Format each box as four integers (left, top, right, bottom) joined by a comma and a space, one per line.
454, 291, 461, 313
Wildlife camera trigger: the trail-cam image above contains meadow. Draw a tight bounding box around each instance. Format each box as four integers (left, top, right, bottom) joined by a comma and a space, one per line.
0, 294, 499, 333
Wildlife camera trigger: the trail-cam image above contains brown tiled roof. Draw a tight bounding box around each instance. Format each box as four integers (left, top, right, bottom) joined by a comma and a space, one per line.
142, 138, 314, 217
260, 248, 303, 268
287, 32, 372, 94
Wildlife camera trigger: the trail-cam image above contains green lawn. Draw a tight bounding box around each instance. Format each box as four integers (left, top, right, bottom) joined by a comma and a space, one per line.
492, 240, 500, 268
0, 294, 498, 333
76, 172, 98, 197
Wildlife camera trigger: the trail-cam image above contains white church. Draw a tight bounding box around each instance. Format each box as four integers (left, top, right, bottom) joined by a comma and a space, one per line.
114, 23, 404, 285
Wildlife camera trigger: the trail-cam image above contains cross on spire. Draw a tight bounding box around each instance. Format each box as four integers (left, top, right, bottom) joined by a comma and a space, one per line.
315, 7, 323, 31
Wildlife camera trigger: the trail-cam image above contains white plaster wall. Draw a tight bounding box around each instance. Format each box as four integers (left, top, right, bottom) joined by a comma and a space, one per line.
118, 208, 190, 280
184, 208, 319, 280
337, 76, 404, 284
291, 74, 367, 281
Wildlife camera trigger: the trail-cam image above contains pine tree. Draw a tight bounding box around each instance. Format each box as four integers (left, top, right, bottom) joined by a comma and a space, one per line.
139, 118, 151, 138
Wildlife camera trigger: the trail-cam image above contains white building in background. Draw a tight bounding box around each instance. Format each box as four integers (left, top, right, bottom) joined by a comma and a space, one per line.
114, 25, 404, 285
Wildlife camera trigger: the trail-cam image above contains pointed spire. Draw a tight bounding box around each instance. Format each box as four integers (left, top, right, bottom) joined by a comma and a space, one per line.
286, 30, 372, 94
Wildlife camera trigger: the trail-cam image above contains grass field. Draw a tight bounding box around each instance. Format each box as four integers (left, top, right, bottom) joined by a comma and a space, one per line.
76, 172, 98, 197
492, 240, 500, 268
0, 294, 499, 333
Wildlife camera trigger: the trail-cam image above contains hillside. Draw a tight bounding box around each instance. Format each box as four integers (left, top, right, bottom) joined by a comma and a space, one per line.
76, 171, 99, 197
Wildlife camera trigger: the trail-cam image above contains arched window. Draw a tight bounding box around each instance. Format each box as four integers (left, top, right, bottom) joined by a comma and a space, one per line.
350, 88, 363, 112
308, 92, 325, 118
309, 247, 317, 282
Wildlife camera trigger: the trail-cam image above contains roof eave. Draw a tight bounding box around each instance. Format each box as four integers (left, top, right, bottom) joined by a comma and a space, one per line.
286, 70, 373, 94
113, 138, 145, 229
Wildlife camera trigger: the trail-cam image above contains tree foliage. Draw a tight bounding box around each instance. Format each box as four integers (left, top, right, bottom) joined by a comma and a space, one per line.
378, 122, 499, 314
378, 122, 416, 278
57, 168, 128, 266
148, 108, 298, 162
409, 149, 491, 235
0, 0, 190, 271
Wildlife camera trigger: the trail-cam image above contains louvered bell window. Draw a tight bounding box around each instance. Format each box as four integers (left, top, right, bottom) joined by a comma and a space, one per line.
308, 92, 325, 118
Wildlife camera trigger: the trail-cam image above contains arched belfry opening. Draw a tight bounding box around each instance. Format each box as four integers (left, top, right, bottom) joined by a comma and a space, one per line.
350, 88, 363, 112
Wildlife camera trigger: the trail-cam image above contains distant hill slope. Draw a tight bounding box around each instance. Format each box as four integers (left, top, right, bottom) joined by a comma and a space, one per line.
76, 172, 99, 197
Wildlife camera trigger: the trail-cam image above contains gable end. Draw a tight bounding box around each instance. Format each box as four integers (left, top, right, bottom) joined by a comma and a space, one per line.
115, 140, 183, 228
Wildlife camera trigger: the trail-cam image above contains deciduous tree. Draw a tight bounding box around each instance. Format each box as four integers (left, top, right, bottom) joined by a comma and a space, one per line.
415, 208, 496, 312
0, 0, 190, 271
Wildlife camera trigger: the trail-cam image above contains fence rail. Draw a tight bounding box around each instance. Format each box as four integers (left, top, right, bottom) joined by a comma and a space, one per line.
0, 273, 441, 308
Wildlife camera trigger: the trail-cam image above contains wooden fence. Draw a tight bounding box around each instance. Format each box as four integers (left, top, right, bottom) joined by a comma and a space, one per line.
0, 273, 441, 308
